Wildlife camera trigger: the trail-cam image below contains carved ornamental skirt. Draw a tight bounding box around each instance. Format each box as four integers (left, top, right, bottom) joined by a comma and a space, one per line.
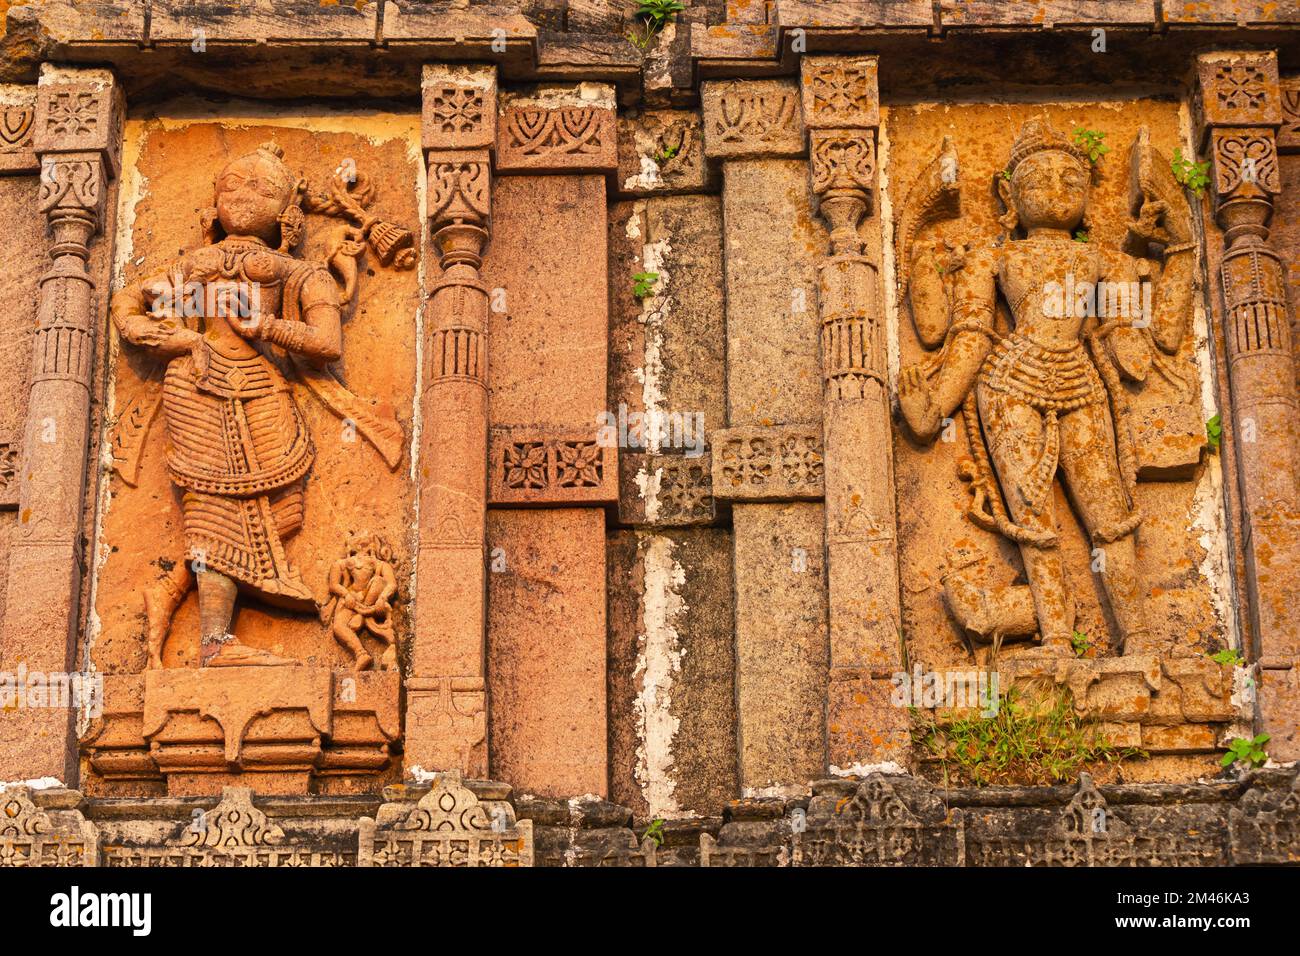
161, 348, 316, 608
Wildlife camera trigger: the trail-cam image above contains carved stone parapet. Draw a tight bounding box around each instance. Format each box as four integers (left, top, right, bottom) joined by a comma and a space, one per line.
794, 774, 965, 867
0, 786, 98, 867
489, 426, 618, 506
710, 424, 825, 502
101, 786, 355, 867
359, 771, 533, 867
702, 79, 805, 160
496, 85, 617, 174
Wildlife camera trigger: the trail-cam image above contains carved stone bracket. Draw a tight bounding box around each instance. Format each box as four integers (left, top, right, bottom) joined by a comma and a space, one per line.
702, 78, 805, 160
138, 668, 400, 791
710, 424, 825, 502
489, 425, 618, 506
359, 771, 534, 867
496, 86, 617, 174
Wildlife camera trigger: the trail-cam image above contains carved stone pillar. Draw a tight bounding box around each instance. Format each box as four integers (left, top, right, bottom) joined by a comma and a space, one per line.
0, 67, 122, 783
801, 56, 908, 771
1196, 51, 1300, 758
703, 79, 830, 791
407, 64, 497, 777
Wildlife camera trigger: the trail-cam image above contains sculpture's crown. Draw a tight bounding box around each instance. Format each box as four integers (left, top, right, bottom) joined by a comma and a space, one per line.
1006, 116, 1088, 173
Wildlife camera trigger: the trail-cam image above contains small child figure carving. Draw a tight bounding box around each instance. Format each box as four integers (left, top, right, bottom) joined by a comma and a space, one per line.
322, 532, 399, 671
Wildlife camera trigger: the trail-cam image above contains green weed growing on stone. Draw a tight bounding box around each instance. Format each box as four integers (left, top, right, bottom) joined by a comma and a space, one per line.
1206, 413, 1223, 451
1221, 733, 1270, 770
1072, 127, 1110, 164
912, 687, 1143, 787
1171, 147, 1211, 197
629, 1, 684, 52
633, 271, 659, 298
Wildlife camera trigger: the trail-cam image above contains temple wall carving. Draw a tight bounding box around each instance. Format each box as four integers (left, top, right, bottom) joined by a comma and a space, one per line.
0, 0, 1297, 867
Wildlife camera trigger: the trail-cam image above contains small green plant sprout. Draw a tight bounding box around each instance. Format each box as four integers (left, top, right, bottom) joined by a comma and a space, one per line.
654, 143, 680, 165
1206, 413, 1223, 452
1072, 128, 1110, 164
629, 0, 684, 52
1071, 630, 1093, 658
1209, 647, 1243, 667
642, 818, 666, 846
999, 169, 1012, 182
1221, 733, 1270, 770
1171, 147, 1212, 197
632, 270, 660, 299
1073, 229, 1090, 243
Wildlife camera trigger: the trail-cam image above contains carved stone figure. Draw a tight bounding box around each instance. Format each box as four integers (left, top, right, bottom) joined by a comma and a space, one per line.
322, 531, 399, 671
110, 143, 408, 669
897, 117, 1198, 658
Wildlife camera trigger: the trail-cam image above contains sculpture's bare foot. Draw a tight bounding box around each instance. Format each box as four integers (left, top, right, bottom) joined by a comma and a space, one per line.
354, 652, 373, 672
206, 637, 294, 667
378, 645, 397, 671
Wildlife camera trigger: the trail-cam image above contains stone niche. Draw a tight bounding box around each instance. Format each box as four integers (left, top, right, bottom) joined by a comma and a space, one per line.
888, 99, 1245, 779
81, 110, 422, 796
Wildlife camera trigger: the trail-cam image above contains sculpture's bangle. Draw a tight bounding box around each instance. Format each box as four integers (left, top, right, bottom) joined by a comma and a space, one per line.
261, 318, 307, 353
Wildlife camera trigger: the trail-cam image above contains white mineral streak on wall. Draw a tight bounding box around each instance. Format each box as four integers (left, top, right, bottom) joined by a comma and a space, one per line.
0, 777, 64, 792
832, 761, 908, 778
633, 534, 686, 817
629, 201, 674, 521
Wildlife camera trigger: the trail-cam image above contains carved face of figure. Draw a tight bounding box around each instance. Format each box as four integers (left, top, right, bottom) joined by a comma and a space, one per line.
214, 151, 296, 243
1007, 150, 1088, 232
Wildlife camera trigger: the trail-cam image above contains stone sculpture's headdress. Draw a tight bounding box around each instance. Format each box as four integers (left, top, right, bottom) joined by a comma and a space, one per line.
1005, 116, 1090, 172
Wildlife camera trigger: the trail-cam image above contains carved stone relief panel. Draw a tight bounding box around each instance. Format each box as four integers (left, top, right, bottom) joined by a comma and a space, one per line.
887, 101, 1239, 779
84, 114, 422, 795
